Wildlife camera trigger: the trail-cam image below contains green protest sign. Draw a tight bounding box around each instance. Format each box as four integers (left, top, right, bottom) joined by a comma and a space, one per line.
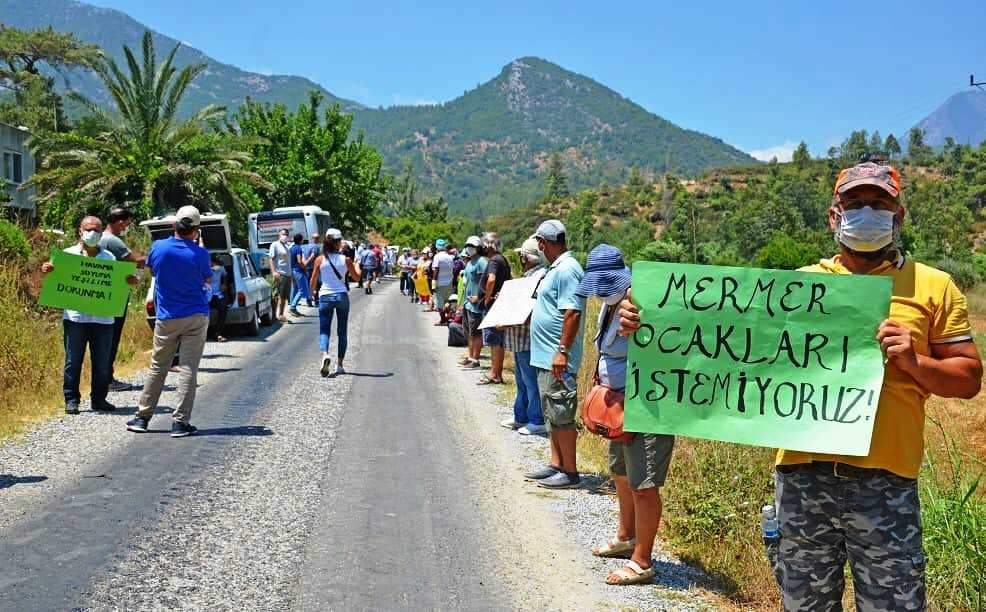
624, 261, 892, 456
39, 249, 136, 318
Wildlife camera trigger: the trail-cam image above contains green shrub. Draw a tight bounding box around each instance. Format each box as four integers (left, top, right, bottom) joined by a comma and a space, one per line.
0, 219, 30, 261
935, 258, 978, 291
754, 234, 820, 270
634, 239, 687, 264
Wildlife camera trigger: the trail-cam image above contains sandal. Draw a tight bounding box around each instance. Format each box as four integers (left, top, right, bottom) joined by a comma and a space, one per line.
476, 375, 504, 385
605, 560, 657, 586
592, 537, 636, 559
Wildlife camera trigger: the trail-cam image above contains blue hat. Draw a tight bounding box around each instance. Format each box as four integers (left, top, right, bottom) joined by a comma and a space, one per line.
576, 244, 630, 298
436, 238, 447, 249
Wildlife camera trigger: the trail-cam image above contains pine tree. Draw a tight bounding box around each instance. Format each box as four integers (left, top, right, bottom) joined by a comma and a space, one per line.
544, 152, 569, 200
884, 133, 901, 159
791, 141, 811, 168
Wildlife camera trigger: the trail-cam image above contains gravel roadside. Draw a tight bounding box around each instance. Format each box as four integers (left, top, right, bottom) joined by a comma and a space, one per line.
418, 308, 714, 612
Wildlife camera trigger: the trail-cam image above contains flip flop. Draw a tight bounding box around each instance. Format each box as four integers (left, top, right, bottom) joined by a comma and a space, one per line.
477, 376, 504, 385
592, 538, 636, 559
605, 560, 657, 586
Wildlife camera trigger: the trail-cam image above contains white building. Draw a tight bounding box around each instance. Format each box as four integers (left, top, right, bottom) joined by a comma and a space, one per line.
1, 123, 36, 215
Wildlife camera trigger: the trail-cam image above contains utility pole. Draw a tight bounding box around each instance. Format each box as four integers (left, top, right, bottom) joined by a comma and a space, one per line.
971, 74, 986, 91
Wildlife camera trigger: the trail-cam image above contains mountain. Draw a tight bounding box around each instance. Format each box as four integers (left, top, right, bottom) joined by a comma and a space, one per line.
915, 90, 986, 148
4, 1, 755, 217
353, 57, 756, 216
0, 0, 364, 114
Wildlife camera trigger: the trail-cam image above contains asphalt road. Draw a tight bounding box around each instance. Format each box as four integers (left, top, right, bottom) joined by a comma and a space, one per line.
0, 279, 513, 611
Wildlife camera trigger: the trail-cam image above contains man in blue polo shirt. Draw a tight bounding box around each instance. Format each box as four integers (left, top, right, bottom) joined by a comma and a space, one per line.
526, 219, 586, 489
126, 205, 212, 438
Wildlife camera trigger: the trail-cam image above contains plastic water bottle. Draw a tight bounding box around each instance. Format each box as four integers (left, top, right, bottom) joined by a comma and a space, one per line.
761, 504, 779, 540
762, 504, 781, 583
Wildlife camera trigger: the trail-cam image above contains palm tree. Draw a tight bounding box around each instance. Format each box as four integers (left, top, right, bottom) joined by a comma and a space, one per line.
27, 30, 268, 217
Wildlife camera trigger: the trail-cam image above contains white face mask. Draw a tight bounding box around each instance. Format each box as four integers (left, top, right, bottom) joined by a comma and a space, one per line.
82, 229, 102, 247
835, 206, 896, 252
465, 246, 476, 257
601, 292, 625, 306
279, 234, 289, 244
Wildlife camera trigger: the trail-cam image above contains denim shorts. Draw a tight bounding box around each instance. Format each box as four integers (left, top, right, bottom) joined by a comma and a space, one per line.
482, 326, 504, 347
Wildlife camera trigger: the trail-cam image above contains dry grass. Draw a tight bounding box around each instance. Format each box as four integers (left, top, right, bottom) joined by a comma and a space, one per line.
0, 259, 152, 441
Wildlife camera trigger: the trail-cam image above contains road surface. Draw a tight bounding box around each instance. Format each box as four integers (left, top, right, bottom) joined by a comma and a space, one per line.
0, 278, 601, 611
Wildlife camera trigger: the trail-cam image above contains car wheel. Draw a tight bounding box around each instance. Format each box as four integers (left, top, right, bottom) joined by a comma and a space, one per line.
260, 301, 273, 326
245, 306, 260, 337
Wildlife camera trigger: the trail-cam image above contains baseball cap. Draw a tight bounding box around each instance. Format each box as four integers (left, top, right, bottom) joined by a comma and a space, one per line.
834, 162, 901, 198
535, 219, 566, 242
464, 235, 482, 248
326, 228, 343, 240
175, 205, 201, 230
514, 236, 541, 258
436, 238, 447, 249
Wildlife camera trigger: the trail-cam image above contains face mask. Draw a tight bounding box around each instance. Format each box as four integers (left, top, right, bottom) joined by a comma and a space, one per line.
835, 206, 896, 252
82, 229, 101, 247
279, 235, 289, 244
602, 292, 624, 306
465, 246, 476, 257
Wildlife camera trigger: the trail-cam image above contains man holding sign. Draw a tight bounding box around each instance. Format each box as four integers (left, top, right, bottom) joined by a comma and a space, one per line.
41, 216, 138, 414
619, 162, 982, 611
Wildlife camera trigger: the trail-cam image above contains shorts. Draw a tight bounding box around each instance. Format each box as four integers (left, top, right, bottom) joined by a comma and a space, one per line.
463, 309, 484, 337
273, 274, 291, 300
609, 434, 675, 490
434, 284, 453, 308
482, 327, 504, 347
535, 367, 577, 430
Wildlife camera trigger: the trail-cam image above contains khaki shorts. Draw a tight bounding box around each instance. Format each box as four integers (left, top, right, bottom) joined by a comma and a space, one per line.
536, 367, 578, 431
273, 274, 291, 300
434, 284, 453, 307
609, 434, 675, 490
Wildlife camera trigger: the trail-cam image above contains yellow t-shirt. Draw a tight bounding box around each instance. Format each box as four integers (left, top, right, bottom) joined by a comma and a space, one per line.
776, 255, 973, 478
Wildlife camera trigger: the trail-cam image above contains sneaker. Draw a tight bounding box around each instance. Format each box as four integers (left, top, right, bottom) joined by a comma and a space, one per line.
524, 465, 560, 481
537, 471, 581, 489
500, 419, 522, 430
289, 308, 302, 317
126, 417, 149, 432
320, 355, 332, 377
518, 424, 547, 435
65, 400, 80, 415
170, 421, 198, 438
333, 364, 346, 377
91, 400, 116, 412
109, 379, 133, 392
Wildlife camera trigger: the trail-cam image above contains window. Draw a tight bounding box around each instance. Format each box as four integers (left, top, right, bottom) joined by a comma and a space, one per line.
3, 152, 23, 184
237, 254, 251, 279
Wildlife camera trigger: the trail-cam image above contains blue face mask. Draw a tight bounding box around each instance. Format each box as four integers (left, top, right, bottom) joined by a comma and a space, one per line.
835, 206, 896, 252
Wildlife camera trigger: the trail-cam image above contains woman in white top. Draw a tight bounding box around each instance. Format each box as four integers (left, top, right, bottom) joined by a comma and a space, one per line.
309, 228, 360, 377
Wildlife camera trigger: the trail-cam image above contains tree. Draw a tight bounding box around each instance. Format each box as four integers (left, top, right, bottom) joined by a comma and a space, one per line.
567, 191, 595, 252
791, 141, 811, 168
884, 133, 901, 159
544, 152, 569, 200
869, 130, 883, 153
0, 25, 102, 132
233, 91, 387, 234
841, 130, 869, 161
754, 234, 821, 270
27, 31, 268, 219
907, 127, 934, 165
393, 157, 417, 213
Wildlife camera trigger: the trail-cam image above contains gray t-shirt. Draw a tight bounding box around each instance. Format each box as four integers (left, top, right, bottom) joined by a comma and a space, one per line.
100, 230, 131, 261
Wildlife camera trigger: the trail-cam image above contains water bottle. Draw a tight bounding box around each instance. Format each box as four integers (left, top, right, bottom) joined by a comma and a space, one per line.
762, 504, 781, 584
761, 504, 779, 540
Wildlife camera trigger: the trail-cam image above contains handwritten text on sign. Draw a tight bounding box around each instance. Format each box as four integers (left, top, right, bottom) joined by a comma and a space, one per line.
39, 249, 136, 318
623, 262, 892, 456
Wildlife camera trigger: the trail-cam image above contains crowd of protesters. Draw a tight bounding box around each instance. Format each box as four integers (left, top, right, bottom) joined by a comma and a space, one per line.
33, 159, 985, 605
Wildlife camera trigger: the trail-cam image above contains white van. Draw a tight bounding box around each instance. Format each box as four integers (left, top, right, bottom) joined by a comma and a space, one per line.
141, 213, 274, 336
248, 206, 332, 272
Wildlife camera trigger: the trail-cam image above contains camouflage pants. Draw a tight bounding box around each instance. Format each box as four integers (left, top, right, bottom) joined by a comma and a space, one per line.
770, 464, 926, 612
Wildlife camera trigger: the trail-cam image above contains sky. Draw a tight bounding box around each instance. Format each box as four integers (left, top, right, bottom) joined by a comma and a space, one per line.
90, 0, 986, 161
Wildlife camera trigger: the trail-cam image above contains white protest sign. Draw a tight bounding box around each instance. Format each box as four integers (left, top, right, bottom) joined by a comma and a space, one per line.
478, 271, 545, 329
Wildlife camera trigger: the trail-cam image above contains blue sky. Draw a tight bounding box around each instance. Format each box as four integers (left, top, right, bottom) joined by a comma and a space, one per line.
91, 0, 985, 161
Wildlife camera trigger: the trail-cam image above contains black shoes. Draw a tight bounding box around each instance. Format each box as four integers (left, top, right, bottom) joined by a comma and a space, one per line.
91, 401, 116, 412
126, 417, 149, 432
170, 421, 198, 438
109, 379, 133, 392
65, 400, 80, 415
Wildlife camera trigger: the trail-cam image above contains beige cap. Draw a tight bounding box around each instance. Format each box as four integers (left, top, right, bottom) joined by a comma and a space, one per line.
514, 236, 541, 259
175, 205, 201, 229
